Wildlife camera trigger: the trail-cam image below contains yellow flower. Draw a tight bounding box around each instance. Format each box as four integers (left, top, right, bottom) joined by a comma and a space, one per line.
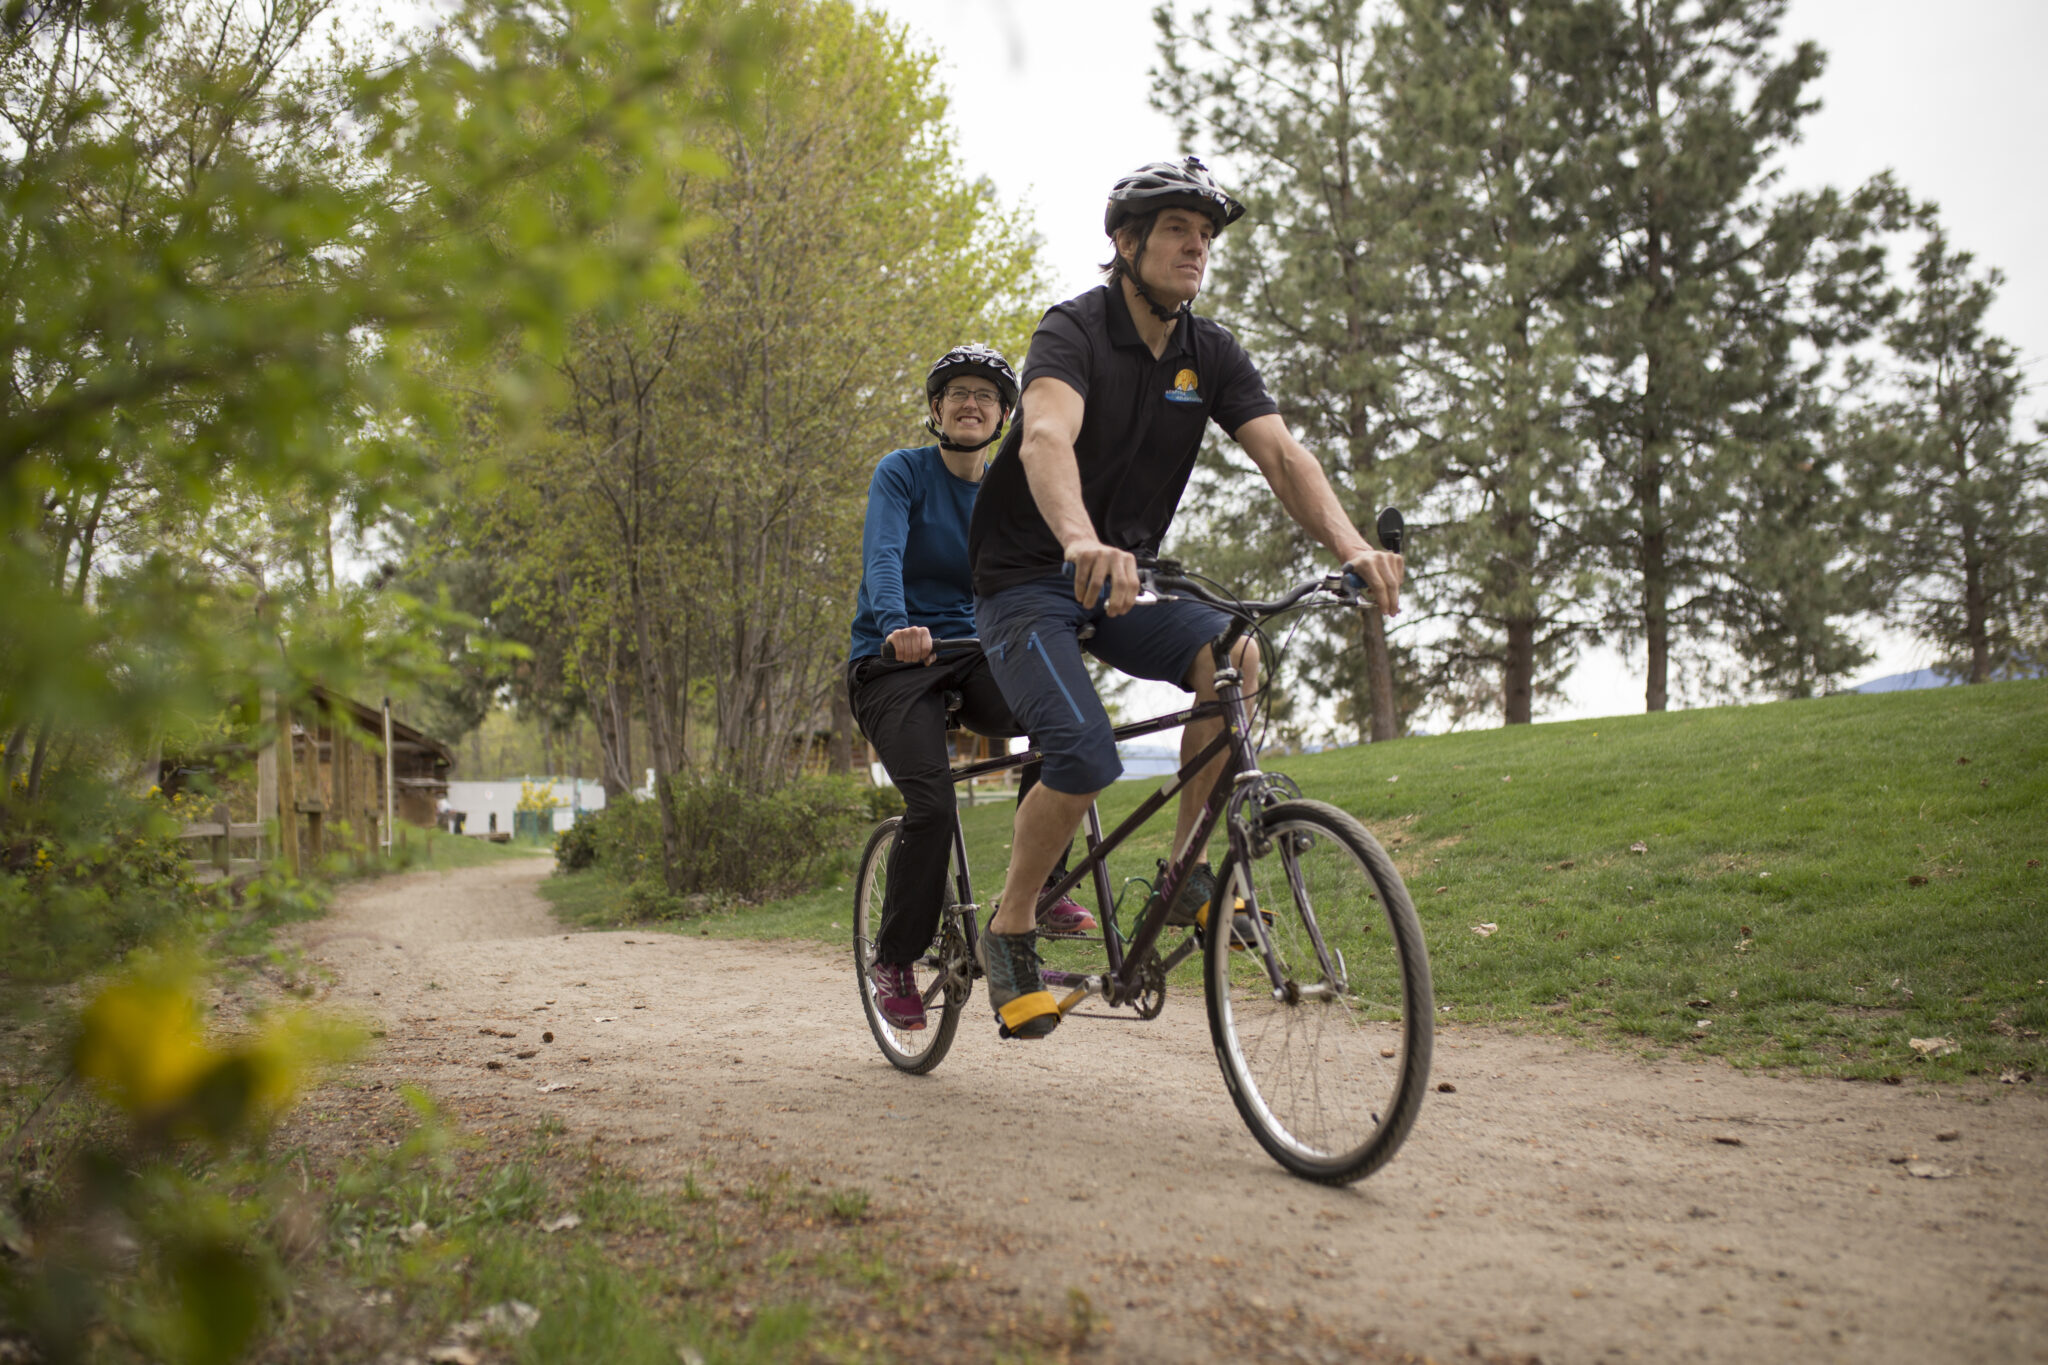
75, 971, 219, 1116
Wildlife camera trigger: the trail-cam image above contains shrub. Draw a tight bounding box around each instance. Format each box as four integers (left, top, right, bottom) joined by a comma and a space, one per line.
554, 816, 599, 872
573, 772, 871, 903
862, 783, 905, 823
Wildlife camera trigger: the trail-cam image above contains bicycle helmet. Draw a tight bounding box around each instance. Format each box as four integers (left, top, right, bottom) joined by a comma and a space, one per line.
923, 342, 1018, 454
1103, 155, 1246, 238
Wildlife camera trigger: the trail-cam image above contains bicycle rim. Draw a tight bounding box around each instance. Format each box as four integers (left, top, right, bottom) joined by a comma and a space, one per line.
853, 817, 962, 1074
1205, 800, 1433, 1183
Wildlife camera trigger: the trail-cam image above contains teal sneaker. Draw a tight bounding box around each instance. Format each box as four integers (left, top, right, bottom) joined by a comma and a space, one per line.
1149, 859, 1216, 927
976, 926, 1060, 1039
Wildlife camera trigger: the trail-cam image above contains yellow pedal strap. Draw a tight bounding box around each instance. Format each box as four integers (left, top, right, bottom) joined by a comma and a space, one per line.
997, 991, 1060, 1030
1194, 897, 1248, 931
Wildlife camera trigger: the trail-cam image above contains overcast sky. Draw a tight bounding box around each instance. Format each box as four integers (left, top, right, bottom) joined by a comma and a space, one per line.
867, 0, 2048, 724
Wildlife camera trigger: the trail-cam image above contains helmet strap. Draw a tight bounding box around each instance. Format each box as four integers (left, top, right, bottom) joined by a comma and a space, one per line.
927, 414, 1007, 454
1124, 235, 1187, 324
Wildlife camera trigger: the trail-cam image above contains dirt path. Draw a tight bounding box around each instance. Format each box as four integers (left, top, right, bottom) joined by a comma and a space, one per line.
304, 857, 2048, 1364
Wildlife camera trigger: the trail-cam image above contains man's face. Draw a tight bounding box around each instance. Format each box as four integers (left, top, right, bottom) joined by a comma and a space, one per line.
1127, 207, 1214, 305
933, 378, 1004, 446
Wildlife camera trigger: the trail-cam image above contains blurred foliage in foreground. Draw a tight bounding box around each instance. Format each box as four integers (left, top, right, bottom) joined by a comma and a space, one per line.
4, 956, 364, 1363
0, 0, 793, 1354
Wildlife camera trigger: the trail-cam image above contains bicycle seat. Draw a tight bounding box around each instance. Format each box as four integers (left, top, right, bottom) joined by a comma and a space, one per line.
942, 688, 964, 730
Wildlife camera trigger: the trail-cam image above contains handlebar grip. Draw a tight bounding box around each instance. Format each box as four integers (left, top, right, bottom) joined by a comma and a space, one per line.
881, 636, 980, 662
1376, 507, 1404, 556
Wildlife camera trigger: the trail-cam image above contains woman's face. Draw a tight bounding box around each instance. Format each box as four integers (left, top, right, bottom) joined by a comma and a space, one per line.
933, 377, 1005, 445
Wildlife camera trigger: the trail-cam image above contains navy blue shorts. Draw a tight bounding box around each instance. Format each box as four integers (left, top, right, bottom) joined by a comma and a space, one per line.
975, 575, 1229, 794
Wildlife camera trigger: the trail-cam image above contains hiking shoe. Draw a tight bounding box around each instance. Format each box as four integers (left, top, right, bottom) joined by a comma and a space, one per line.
1150, 859, 1217, 927
869, 961, 926, 1031
975, 926, 1059, 1040
1197, 894, 1274, 952
1036, 890, 1097, 936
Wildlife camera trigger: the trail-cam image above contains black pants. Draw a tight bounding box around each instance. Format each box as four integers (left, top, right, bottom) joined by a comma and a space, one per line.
848, 651, 1059, 968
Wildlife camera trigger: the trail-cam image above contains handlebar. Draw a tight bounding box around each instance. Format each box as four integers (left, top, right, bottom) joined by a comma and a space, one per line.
882, 508, 1405, 660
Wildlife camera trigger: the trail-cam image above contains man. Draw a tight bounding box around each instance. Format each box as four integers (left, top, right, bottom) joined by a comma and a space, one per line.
967, 156, 1404, 1040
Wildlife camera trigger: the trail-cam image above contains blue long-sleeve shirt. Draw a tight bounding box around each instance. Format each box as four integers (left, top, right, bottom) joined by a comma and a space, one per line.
848, 446, 982, 659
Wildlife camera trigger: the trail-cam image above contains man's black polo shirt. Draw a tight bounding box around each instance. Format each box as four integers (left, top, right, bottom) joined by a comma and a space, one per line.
969, 283, 1278, 596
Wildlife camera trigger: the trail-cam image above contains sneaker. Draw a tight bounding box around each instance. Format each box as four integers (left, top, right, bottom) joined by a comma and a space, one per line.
869, 961, 926, 1031
1150, 859, 1217, 927
975, 926, 1059, 1040
1036, 888, 1097, 936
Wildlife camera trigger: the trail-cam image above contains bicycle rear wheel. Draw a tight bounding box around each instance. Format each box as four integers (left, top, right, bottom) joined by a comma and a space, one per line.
1205, 799, 1433, 1184
853, 817, 964, 1074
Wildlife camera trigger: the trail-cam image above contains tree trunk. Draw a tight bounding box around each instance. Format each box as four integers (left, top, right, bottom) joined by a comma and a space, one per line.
1641, 470, 1670, 712
827, 675, 855, 775
1503, 618, 1535, 725
591, 675, 634, 799
1359, 608, 1399, 741
1963, 543, 1990, 683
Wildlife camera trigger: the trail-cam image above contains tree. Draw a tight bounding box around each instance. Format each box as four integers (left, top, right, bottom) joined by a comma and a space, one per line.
1152, 0, 1424, 741
0, 0, 779, 825
449, 0, 1045, 890
1358, 0, 1616, 726
1846, 220, 2048, 682
1575, 0, 1894, 710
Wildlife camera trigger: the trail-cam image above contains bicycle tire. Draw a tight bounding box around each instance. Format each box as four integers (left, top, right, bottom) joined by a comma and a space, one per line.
853, 817, 964, 1074
1205, 799, 1433, 1184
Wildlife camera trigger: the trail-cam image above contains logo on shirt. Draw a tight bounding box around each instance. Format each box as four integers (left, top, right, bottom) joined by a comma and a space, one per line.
1164, 368, 1202, 404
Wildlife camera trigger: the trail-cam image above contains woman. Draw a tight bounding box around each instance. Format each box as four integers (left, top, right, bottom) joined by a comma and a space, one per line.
847, 343, 1091, 1032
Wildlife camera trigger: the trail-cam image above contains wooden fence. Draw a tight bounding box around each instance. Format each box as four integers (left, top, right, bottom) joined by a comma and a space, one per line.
177, 802, 268, 883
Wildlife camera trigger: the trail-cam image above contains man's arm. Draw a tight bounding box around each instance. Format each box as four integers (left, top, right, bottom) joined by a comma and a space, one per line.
1016, 376, 1142, 615
1233, 412, 1403, 616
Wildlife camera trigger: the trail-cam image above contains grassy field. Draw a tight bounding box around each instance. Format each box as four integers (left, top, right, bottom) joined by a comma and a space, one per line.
544, 680, 2047, 1083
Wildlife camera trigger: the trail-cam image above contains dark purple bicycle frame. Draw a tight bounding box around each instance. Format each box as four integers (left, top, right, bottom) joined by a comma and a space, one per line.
934, 640, 1260, 1008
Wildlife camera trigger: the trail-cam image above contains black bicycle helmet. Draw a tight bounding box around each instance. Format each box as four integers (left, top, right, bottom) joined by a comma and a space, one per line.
1103, 155, 1246, 238
923, 343, 1018, 453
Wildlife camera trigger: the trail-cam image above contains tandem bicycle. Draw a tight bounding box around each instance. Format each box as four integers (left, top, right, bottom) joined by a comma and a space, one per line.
850, 551, 1434, 1184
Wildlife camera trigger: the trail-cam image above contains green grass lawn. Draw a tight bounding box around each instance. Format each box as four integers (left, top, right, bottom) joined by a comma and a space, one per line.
542, 680, 2047, 1082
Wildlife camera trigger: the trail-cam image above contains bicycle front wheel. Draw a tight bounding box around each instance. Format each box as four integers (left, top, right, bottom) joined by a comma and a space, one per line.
853, 817, 964, 1074
1205, 800, 1433, 1184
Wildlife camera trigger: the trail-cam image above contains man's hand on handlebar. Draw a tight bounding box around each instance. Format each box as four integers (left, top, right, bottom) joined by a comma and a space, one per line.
1065, 538, 1140, 616
885, 625, 936, 665
1344, 547, 1404, 617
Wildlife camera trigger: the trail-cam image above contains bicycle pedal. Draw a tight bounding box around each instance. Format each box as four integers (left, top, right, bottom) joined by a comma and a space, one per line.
1195, 897, 1271, 952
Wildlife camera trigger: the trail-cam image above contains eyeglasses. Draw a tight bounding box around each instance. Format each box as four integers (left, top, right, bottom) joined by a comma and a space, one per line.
941, 386, 1003, 408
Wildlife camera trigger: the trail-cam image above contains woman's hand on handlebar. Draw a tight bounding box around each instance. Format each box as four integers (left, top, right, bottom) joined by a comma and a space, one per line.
1065, 538, 1140, 616
1343, 547, 1404, 617
885, 625, 935, 665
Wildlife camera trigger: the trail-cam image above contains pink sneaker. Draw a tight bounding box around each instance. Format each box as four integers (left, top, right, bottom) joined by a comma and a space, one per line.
869, 961, 926, 1031
1036, 892, 1097, 936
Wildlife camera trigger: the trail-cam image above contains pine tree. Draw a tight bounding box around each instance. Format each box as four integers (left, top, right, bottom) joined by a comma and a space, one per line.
1846, 221, 2048, 682
1153, 0, 1420, 739
1575, 0, 1891, 708
1156, 0, 1610, 729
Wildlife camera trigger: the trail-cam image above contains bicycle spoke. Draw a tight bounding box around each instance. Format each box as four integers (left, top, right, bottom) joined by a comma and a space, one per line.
1207, 801, 1432, 1183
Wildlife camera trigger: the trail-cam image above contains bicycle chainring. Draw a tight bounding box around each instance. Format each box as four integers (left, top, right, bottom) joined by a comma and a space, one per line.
1131, 954, 1167, 1020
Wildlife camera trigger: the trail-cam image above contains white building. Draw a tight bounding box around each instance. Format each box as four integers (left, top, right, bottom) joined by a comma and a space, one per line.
443, 777, 608, 837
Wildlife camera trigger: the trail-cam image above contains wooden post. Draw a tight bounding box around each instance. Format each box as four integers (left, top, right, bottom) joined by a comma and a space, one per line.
382, 697, 395, 858
333, 715, 352, 853
210, 801, 231, 874
257, 691, 279, 860
276, 705, 299, 877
